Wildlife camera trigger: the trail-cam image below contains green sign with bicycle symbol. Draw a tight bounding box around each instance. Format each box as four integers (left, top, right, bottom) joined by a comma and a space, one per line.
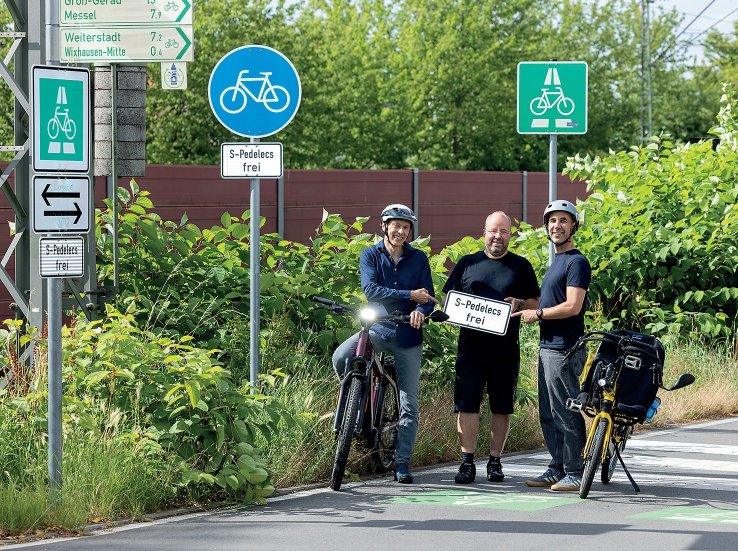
517, 61, 588, 135
32, 66, 90, 172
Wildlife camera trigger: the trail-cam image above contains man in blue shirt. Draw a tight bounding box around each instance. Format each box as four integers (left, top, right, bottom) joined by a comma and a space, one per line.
514, 200, 591, 492
332, 204, 438, 483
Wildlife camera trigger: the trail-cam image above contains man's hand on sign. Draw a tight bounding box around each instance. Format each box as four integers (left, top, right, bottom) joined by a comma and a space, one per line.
411, 288, 439, 305
504, 297, 523, 312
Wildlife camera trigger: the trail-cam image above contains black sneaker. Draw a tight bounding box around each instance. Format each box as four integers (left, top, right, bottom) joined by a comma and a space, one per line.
454, 461, 476, 484
487, 458, 504, 482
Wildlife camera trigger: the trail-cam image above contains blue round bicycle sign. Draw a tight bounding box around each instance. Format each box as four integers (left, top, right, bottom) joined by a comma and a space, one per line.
208, 45, 301, 138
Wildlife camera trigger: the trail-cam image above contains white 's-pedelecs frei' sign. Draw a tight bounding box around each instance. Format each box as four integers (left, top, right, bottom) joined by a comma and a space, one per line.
443, 290, 512, 335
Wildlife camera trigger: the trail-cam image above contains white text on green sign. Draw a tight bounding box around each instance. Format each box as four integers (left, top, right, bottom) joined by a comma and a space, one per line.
60, 0, 192, 25
517, 61, 588, 135
32, 66, 90, 172
60, 26, 193, 62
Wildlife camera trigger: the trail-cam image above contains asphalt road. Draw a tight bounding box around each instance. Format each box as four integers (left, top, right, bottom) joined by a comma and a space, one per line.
7, 417, 738, 551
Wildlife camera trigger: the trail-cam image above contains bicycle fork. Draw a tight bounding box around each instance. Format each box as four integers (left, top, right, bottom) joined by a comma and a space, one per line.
333, 361, 369, 434
582, 410, 613, 464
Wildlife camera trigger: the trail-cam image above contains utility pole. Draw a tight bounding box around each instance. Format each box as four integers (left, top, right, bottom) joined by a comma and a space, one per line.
646, 0, 653, 138
640, 0, 653, 140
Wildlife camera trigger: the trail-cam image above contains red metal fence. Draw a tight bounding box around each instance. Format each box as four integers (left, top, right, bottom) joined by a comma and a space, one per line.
0, 165, 589, 319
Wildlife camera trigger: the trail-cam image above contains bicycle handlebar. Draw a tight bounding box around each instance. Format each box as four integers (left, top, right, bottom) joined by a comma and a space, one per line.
567, 330, 662, 361
310, 295, 448, 325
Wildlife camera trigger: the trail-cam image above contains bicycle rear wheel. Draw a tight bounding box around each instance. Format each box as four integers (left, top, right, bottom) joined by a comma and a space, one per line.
371, 378, 399, 473
330, 377, 363, 491
580, 417, 608, 499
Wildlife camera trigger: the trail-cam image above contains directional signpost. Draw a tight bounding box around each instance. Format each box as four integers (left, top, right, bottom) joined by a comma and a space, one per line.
60, 26, 193, 63
33, 66, 89, 172
58, 0, 194, 63
33, 177, 90, 233
517, 62, 588, 134
209, 45, 301, 388
59, 0, 193, 25
517, 61, 588, 264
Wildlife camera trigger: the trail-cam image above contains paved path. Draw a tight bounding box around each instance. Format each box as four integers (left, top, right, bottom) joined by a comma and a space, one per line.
7, 417, 738, 551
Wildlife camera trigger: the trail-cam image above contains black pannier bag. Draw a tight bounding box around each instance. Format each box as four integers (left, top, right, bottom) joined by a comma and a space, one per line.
579, 330, 664, 421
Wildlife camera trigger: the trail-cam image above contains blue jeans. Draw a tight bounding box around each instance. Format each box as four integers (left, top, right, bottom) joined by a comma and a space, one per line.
332, 331, 422, 467
538, 347, 587, 476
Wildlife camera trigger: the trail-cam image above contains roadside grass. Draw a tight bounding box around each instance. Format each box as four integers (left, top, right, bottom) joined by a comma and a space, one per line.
263, 333, 737, 490
0, 434, 179, 533
0, 334, 735, 533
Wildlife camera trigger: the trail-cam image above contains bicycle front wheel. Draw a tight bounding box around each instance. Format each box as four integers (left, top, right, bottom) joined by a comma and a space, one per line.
263, 85, 290, 113
330, 377, 363, 491
580, 417, 608, 499
557, 97, 575, 116
371, 378, 399, 473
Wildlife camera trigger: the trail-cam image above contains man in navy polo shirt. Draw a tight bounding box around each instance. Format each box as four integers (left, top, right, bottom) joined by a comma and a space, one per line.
332, 204, 438, 483
515, 200, 591, 492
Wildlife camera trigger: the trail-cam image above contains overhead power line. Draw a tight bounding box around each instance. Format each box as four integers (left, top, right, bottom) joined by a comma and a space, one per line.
653, 0, 718, 63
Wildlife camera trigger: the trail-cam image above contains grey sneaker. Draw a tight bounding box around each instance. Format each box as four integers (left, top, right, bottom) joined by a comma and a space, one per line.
551, 474, 581, 491
525, 467, 564, 487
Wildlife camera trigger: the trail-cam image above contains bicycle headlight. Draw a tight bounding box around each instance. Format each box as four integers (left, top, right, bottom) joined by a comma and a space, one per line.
359, 307, 377, 322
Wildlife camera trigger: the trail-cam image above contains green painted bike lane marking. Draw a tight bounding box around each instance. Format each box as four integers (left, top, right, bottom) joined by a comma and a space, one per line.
388, 490, 578, 512
631, 506, 738, 525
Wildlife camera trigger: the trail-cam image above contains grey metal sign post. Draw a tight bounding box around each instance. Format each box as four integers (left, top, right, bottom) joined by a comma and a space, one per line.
517, 61, 588, 264
32, 63, 91, 493
208, 45, 301, 388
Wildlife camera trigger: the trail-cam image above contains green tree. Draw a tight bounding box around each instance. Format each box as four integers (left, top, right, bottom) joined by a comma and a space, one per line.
143, 0, 725, 171
0, 7, 16, 162
145, 0, 299, 164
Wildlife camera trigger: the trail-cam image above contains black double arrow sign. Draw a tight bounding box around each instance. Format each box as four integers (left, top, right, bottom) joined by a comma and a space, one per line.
42, 183, 83, 224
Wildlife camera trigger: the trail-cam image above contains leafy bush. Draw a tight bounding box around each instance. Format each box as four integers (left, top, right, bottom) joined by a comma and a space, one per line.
562, 89, 738, 340
1, 306, 296, 505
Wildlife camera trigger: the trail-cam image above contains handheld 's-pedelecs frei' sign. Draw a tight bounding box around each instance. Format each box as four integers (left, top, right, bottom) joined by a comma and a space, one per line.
443, 290, 512, 336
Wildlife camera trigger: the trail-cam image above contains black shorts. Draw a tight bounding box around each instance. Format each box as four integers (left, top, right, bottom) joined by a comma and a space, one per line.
454, 349, 520, 415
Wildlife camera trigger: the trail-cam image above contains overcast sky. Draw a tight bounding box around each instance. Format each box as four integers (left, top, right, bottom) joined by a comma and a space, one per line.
654, 0, 738, 61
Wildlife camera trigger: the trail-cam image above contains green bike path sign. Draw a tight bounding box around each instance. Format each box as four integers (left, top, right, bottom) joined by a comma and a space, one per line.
517, 61, 588, 134
32, 66, 90, 172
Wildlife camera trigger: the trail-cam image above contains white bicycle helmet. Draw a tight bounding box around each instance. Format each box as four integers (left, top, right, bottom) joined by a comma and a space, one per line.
380, 204, 417, 226
543, 200, 579, 234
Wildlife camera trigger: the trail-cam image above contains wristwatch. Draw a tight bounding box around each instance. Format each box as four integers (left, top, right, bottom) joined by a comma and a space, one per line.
536, 308, 544, 320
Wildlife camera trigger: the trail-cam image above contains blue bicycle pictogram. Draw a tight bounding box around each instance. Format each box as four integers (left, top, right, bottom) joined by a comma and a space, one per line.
208, 45, 301, 138
219, 70, 290, 114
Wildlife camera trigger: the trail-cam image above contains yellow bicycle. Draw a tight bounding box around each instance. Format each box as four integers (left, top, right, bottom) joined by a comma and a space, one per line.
565, 330, 695, 499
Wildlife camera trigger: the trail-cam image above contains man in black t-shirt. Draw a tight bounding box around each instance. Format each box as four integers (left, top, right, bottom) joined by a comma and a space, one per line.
442, 212, 540, 484
515, 200, 591, 492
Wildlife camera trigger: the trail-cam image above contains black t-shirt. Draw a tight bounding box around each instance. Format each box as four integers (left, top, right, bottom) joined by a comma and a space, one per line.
539, 249, 591, 350
443, 251, 540, 355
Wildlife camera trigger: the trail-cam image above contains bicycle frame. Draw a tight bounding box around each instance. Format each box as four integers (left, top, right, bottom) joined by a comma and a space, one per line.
312, 295, 447, 490
232, 71, 273, 102
332, 323, 397, 444
538, 87, 565, 108
571, 330, 694, 498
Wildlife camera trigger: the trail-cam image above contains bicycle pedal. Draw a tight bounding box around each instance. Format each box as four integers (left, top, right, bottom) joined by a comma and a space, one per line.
566, 398, 583, 412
